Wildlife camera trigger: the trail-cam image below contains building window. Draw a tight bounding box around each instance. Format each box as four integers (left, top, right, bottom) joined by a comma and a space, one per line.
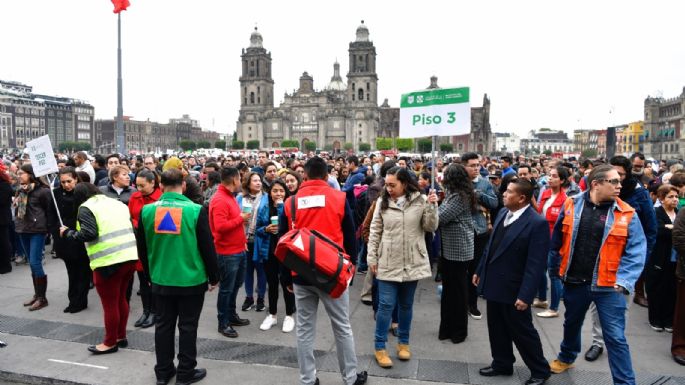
250, 92, 255, 104
366, 82, 370, 90
358, 89, 364, 101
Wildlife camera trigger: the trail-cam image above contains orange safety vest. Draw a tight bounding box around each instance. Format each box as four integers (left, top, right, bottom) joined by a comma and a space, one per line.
558, 196, 634, 287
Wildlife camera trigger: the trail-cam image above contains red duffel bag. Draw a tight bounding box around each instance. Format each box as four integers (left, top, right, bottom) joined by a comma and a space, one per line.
274, 198, 356, 298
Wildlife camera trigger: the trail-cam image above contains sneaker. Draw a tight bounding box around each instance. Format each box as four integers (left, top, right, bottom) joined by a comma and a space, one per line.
536, 310, 559, 318
241, 297, 254, 311
469, 307, 482, 320
396, 344, 411, 360
353, 371, 368, 385
374, 349, 393, 368
650, 324, 665, 332
255, 298, 265, 312
259, 314, 277, 331
665, 326, 673, 333
282, 315, 295, 333
532, 299, 549, 309
549, 359, 574, 374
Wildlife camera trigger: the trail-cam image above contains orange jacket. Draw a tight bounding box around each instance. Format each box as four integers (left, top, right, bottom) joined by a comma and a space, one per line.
557, 196, 639, 288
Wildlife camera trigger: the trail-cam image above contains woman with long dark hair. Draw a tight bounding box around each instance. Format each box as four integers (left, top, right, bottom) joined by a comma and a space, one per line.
15, 164, 52, 311
128, 169, 162, 328
255, 179, 296, 332
61, 183, 138, 354
367, 166, 438, 368
50, 167, 90, 312
437, 163, 476, 343
283, 170, 301, 195
0, 162, 13, 274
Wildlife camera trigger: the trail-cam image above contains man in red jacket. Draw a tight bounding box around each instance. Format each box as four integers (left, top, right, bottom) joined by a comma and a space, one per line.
209, 167, 250, 338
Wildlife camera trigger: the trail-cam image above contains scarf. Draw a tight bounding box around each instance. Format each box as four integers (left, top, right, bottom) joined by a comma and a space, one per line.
243, 192, 262, 239
16, 183, 35, 219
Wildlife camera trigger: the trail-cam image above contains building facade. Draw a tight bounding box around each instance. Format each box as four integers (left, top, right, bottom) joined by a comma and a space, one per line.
493, 132, 521, 154
644, 88, 685, 159
520, 129, 573, 155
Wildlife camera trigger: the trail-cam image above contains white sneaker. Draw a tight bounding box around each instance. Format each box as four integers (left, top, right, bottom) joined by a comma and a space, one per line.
282, 315, 295, 333
259, 314, 277, 331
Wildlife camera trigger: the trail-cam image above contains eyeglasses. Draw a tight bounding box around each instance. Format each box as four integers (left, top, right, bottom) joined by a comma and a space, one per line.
602, 178, 621, 186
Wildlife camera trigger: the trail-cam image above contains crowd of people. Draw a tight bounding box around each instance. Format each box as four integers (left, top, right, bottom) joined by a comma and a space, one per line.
0, 148, 684, 385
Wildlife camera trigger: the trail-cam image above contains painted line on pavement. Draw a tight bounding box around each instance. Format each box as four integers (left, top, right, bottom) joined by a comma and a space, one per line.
48, 359, 108, 370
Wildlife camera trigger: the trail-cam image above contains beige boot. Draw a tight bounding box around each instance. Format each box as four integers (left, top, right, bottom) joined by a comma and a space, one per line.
375, 349, 393, 368
397, 344, 411, 361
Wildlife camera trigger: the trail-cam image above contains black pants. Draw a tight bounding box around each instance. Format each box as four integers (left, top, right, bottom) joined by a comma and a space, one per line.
138, 270, 156, 314
467, 232, 489, 308
0, 225, 12, 274
439, 258, 469, 343
265, 256, 295, 315
155, 292, 205, 382
61, 254, 91, 309
646, 260, 677, 328
486, 300, 550, 379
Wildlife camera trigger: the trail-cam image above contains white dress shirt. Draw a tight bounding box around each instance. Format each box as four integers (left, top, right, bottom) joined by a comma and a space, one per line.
504, 204, 530, 227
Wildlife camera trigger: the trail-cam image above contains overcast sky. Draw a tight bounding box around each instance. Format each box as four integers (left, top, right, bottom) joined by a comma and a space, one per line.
2, 0, 684, 138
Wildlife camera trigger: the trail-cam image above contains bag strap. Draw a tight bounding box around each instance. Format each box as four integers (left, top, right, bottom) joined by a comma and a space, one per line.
308, 232, 346, 287
290, 196, 297, 229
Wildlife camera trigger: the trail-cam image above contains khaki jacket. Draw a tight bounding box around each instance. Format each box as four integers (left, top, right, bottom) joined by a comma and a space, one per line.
367, 192, 439, 282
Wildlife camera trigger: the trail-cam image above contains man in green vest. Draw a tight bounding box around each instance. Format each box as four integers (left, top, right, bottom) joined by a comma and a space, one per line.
137, 168, 219, 385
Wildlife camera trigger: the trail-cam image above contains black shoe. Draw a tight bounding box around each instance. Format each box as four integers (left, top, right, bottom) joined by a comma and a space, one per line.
140, 313, 156, 329
390, 325, 398, 337
63, 306, 74, 313
134, 311, 149, 327
255, 298, 266, 312
219, 326, 238, 338
674, 355, 685, 366
525, 377, 548, 385
314, 378, 319, 385
116, 339, 128, 348
229, 317, 250, 326
479, 366, 513, 377
156, 371, 175, 385
434, 273, 442, 282
69, 305, 87, 313
241, 297, 254, 311
469, 306, 482, 320
176, 368, 207, 385
584, 345, 603, 362
87, 345, 118, 355
353, 371, 367, 385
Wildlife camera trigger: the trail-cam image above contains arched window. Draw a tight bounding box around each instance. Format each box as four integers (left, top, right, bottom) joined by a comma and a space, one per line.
250, 92, 255, 104
358, 89, 364, 101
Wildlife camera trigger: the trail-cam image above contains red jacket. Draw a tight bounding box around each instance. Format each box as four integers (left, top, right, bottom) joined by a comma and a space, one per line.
537, 188, 567, 235
128, 188, 162, 229
284, 179, 347, 247
209, 185, 246, 255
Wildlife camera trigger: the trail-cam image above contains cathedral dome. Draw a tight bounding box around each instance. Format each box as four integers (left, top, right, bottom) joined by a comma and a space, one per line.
249, 27, 263, 48
355, 20, 370, 42
326, 61, 347, 91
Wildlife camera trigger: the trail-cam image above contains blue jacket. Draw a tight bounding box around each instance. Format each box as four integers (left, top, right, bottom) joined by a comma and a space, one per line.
548, 192, 647, 294
622, 183, 657, 257
473, 176, 498, 235
236, 193, 269, 261
342, 165, 368, 192
253, 200, 284, 263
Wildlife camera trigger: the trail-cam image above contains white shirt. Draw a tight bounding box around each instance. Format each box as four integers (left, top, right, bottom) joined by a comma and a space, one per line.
504, 204, 531, 227
542, 193, 557, 217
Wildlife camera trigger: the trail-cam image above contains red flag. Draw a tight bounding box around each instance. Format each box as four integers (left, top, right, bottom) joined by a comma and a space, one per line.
111, 0, 130, 13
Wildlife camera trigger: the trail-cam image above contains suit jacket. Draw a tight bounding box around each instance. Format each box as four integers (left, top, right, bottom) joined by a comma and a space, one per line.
476, 206, 550, 305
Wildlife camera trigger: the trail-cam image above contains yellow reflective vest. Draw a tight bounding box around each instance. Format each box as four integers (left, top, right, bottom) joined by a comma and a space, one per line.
77, 195, 138, 270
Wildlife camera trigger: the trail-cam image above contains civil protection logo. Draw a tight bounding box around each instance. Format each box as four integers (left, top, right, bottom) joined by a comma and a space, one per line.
407, 95, 414, 104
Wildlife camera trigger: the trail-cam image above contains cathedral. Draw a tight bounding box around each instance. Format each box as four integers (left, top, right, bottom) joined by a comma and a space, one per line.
235, 22, 492, 154
236, 22, 380, 151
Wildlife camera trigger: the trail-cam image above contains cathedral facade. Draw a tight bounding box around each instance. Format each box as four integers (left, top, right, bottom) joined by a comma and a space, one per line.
236, 22, 379, 151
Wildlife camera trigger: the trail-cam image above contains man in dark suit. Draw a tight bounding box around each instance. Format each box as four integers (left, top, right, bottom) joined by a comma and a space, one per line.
473, 179, 551, 385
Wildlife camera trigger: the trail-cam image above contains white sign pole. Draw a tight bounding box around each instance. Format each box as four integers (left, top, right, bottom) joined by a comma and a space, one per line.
431, 135, 436, 190
26, 135, 63, 227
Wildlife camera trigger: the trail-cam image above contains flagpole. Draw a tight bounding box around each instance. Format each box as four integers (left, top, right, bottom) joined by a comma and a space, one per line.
116, 12, 125, 154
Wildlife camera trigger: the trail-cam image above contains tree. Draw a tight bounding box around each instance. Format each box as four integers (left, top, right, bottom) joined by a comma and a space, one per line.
396, 138, 414, 152
231, 140, 245, 149
417, 138, 433, 153
343, 142, 354, 151
179, 140, 196, 151
247, 140, 260, 150
440, 143, 454, 153
214, 140, 226, 149
323, 144, 334, 151
359, 142, 371, 152
232, 131, 238, 141
281, 139, 299, 148
304, 141, 317, 151
376, 137, 393, 150
543, 149, 553, 156
581, 148, 598, 158
197, 140, 211, 149
58, 141, 91, 152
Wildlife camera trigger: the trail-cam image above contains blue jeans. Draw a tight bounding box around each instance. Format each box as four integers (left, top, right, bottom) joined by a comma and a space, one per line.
558, 284, 635, 385
19, 233, 46, 277
216, 252, 246, 329
244, 243, 266, 298
374, 280, 418, 350
372, 277, 399, 323
549, 276, 564, 311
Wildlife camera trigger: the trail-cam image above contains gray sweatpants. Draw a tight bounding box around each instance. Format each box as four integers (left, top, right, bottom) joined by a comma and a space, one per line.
294, 284, 359, 385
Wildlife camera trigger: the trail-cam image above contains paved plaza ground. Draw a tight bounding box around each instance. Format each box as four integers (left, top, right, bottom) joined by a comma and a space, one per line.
0, 254, 683, 385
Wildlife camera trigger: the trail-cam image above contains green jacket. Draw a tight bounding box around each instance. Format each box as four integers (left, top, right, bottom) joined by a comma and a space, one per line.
140, 192, 207, 287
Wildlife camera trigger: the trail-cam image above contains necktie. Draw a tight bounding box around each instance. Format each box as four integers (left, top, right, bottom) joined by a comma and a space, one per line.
504, 211, 514, 227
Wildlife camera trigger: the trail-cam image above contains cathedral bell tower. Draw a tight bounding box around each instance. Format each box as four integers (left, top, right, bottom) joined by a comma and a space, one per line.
347, 21, 378, 106
240, 27, 274, 109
